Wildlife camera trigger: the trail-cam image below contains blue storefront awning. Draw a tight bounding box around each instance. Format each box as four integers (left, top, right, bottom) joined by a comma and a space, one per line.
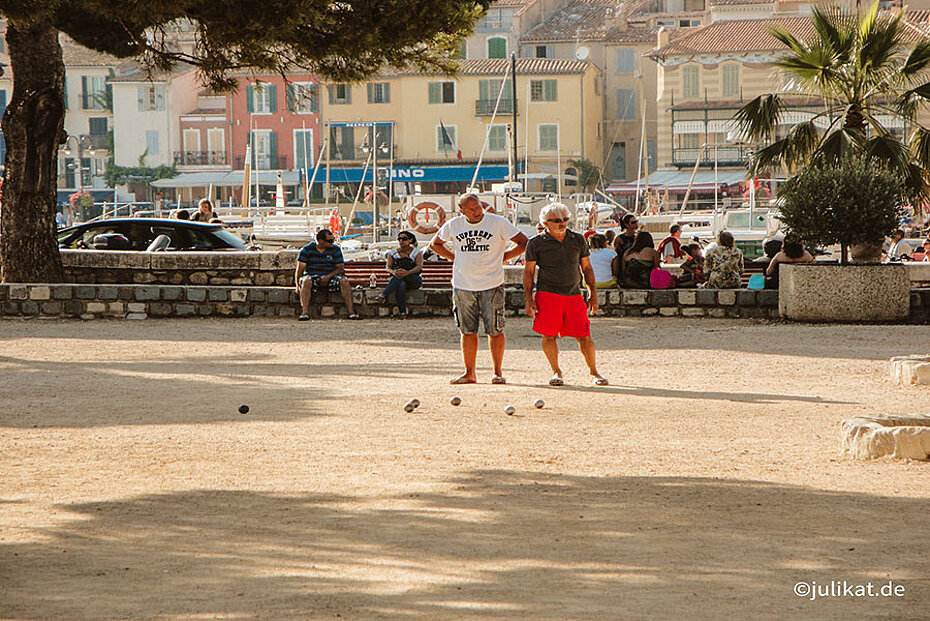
57, 189, 117, 204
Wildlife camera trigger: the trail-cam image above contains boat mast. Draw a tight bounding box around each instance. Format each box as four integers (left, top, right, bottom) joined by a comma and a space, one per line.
511, 53, 518, 187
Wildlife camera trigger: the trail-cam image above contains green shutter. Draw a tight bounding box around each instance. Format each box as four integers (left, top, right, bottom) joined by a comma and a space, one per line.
268, 85, 277, 113
428, 82, 440, 104
488, 38, 505, 58
479, 80, 489, 102
545, 80, 557, 102
310, 85, 318, 112
269, 131, 278, 168
286, 84, 295, 112
247, 85, 254, 113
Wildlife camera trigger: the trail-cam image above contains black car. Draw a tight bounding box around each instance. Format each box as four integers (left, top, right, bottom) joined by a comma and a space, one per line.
57, 218, 252, 251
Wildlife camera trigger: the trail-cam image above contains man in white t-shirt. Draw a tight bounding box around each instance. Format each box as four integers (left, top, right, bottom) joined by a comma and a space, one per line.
429, 193, 528, 385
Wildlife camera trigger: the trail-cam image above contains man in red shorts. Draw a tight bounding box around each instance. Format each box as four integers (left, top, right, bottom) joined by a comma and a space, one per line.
523, 203, 608, 387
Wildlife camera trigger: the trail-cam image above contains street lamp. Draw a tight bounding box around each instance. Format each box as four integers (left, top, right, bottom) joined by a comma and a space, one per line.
359, 124, 390, 242
63, 134, 96, 191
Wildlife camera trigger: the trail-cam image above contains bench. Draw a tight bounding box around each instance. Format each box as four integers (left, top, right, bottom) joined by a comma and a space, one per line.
740, 261, 767, 287
344, 260, 453, 287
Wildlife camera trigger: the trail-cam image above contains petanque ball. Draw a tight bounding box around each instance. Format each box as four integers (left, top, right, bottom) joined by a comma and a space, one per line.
505, 405, 516, 416
410, 398, 420, 408
238, 404, 250, 414
450, 396, 462, 406
534, 399, 545, 409
404, 402, 415, 413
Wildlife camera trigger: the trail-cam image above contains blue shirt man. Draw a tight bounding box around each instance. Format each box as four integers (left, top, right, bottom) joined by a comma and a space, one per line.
294, 229, 359, 321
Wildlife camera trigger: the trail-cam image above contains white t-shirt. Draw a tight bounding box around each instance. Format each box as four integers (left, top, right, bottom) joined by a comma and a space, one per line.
437, 213, 521, 290
588, 248, 616, 283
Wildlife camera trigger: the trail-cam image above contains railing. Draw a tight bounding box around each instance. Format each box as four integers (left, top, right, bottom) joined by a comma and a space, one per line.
672, 146, 751, 167
475, 99, 516, 116
234, 155, 288, 170
80, 92, 107, 110
174, 151, 229, 166
86, 134, 110, 151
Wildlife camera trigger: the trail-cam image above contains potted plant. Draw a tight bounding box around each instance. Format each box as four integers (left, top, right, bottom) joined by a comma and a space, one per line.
775, 158, 911, 321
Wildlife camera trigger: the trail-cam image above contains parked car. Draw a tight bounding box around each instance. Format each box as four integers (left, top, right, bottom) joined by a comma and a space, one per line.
57, 218, 253, 251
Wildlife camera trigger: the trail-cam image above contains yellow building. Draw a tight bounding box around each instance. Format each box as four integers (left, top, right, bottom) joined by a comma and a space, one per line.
319, 57, 601, 193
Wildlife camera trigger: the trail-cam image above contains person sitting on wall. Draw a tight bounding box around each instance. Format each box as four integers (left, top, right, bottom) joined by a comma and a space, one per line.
677, 243, 705, 288
191, 198, 216, 222
587, 233, 618, 289
753, 237, 783, 267
704, 230, 744, 289
174, 209, 190, 220
622, 231, 660, 289
295, 229, 360, 321
885, 229, 909, 262
375, 230, 424, 319
765, 236, 814, 289
657, 224, 688, 264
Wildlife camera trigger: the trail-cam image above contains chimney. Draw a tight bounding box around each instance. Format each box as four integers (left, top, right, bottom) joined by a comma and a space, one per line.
657, 26, 670, 50
604, 3, 629, 32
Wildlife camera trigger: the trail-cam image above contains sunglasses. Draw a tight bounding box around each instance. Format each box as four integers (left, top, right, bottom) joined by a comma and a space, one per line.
321, 237, 335, 243
398, 236, 413, 241
546, 217, 570, 223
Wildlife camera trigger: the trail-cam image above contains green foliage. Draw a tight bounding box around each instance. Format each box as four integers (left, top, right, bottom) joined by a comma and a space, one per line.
777, 158, 907, 264
733, 2, 930, 202
568, 158, 601, 193
103, 161, 177, 188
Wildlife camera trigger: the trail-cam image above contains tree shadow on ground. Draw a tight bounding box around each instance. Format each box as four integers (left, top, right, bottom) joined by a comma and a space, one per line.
1, 471, 927, 620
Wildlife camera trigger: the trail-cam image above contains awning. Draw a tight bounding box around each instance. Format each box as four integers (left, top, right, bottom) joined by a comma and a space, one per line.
150, 164, 510, 189
607, 169, 748, 194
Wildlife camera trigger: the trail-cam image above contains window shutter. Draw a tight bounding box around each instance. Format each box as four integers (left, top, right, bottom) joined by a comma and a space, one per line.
269, 131, 278, 168
156, 87, 165, 111
286, 84, 294, 112
428, 82, 440, 104
545, 80, 557, 101
247, 85, 254, 113
383, 83, 390, 103
328, 85, 335, 105
81, 76, 88, 108
268, 85, 277, 113
345, 85, 351, 104
137, 87, 145, 111
367, 83, 373, 103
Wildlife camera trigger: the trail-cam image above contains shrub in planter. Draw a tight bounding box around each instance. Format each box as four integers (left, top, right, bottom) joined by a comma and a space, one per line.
777, 158, 907, 264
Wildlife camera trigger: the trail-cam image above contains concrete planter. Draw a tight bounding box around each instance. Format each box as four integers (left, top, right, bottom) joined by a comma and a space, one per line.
779, 263, 910, 322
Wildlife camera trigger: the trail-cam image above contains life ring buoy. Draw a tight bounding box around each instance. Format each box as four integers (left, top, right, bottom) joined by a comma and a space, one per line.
407, 201, 447, 234
481, 200, 496, 214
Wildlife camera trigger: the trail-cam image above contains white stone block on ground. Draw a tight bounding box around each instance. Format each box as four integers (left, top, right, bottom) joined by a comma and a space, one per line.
842, 414, 930, 460
889, 355, 930, 385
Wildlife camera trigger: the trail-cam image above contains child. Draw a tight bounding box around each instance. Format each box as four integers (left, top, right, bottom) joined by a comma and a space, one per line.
677, 243, 705, 288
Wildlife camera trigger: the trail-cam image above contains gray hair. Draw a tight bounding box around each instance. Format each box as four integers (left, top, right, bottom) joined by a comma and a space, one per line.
457, 192, 481, 208
538, 203, 570, 225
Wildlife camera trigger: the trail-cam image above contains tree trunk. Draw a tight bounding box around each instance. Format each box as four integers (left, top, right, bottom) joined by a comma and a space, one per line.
0, 20, 66, 283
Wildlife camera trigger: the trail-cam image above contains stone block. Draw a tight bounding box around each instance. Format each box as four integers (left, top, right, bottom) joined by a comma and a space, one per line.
132, 273, 158, 284
743, 307, 767, 318
320, 305, 337, 317
277, 306, 295, 317
255, 272, 275, 286
757, 290, 778, 308
189, 272, 209, 285
650, 290, 676, 308
718, 290, 737, 306
3, 302, 20, 314
162, 287, 183, 301
86, 302, 107, 314
696, 290, 717, 306
378, 306, 391, 317
79, 314, 96, 320
108, 302, 125, 315
231, 277, 252, 286
267, 288, 291, 304
127, 313, 147, 320
659, 306, 679, 316
351, 290, 365, 305
175, 304, 196, 317
186, 288, 207, 302
780, 264, 910, 322
890, 355, 930, 385
197, 304, 214, 316
76, 286, 96, 299
40, 301, 61, 315
208, 289, 228, 302
725, 308, 741, 318
407, 290, 426, 305
427, 292, 452, 306
912, 292, 922, 309
235, 305, 250, 317
148, 302, 174, 317
215, 303, 236, 316
168, 273, 185, 285
597, 290, 608, 306
210, 277, 231, 285
9, 285, 28, 300
63, 301, 83, 316
622, 290, 648, 306
708, 307, 726, 318
135, 286, 161, 301
52, 286, 74, 300
97, 286, 118, 300
842, 414, 930, 460
249, 290, 266, 302
607, 289, 621, 305
251, 305, 274, 317
275, 275, 292, 286
230, 289, 248, 303
127, 302, 146, 313
641, 307, 658, 316
736, 290, 758, 307
682, 307, 705, 317
0, 287, 6, 301
118, 287, 135, 301
678, 290, 697, 305
28, 286, 51, 300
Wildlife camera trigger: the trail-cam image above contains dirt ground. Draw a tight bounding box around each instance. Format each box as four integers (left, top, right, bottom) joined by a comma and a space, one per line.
1, 315, 929, 620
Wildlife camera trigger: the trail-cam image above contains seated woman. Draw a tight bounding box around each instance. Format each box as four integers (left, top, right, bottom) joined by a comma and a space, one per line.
765, 236, 814, 289
704, 230, 744, 288
587, 233, 618, 288
676, 243, 705, 288
622, 231, 660, 289
375, 231, 423, 318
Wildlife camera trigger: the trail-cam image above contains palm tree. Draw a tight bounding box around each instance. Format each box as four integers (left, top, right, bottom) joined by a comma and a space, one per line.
733, 2, 930, 201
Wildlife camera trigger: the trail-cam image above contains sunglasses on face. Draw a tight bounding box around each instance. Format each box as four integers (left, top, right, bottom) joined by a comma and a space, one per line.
321, 237, 335, 243
398, 236, 413, 242
546, 217, 570, 223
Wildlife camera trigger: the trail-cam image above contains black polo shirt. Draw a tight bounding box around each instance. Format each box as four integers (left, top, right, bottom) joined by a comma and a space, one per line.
525, 230, 590, 296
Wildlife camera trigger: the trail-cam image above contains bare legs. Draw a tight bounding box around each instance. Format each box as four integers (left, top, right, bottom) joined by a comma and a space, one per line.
452, 333, 506, 384
542, 335, 606, 384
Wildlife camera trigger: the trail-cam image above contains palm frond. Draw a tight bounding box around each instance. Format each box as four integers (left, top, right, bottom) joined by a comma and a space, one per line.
859, 10, 907, 76
810, 128, 862, 167
909, 125, 930, 170
750, 121, 820, 175
810, 3, 854, 62
733, 94, 784, 143
900, 41, 930, 81
863, 134, 909, 170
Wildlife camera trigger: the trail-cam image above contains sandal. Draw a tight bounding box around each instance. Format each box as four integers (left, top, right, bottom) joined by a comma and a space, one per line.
450, 375, 477, 385
298, 314, 310, 321
491, 375, 507, 385
548, 375, 565, 387
592, 376, 609, 386
347, 314, 361, 320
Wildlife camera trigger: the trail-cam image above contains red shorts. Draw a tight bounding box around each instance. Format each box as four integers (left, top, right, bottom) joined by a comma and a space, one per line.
532, 291, 590, 338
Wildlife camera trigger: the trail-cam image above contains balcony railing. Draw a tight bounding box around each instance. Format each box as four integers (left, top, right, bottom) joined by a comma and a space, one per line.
672, 146, 751, 167
174, 151, 228, 166
475, 98, 516, 116
234, 155, 288, 170
86, 134, 110, 151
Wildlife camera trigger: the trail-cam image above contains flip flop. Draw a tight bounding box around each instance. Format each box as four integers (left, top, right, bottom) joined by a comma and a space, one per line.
592, 376, 609, 386
298, 314, 310, 321
491, 375, 507, 385
548, 375, 565, 386
347, 314, 361, 320
450, 376, 477, 385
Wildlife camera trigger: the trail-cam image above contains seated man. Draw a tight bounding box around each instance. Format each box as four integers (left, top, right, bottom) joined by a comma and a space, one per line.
295, 229, 360, 321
